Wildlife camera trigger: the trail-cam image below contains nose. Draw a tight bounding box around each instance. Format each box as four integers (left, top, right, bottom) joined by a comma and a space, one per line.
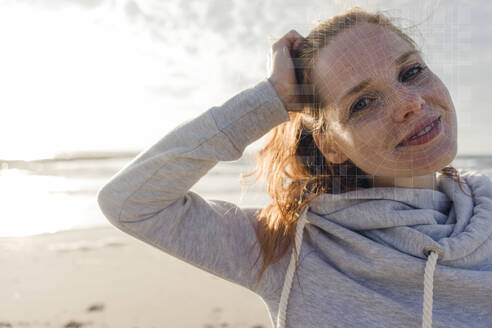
391, 86, 425, 121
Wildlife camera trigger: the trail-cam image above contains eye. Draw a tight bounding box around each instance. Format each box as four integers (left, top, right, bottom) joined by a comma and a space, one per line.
350, 96, 374, 114
400, 64, 426, 82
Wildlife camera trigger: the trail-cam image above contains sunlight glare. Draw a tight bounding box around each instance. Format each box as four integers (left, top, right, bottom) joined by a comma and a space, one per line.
0, 169, 93, 237
0, 4, 163, 160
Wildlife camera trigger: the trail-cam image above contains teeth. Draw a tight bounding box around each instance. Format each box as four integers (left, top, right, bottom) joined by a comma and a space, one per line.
409, 121, 435, 140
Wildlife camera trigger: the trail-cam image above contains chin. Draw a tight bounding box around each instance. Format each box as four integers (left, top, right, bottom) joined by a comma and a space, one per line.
400, 140, 458, 176
354, 134, 458, 176
402, 125, 457, 171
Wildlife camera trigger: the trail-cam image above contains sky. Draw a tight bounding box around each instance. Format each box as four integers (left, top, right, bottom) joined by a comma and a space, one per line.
0, 0, 490, 160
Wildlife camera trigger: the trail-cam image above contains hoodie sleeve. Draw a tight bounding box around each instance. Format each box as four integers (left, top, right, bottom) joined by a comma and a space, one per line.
97, 78, 290, 296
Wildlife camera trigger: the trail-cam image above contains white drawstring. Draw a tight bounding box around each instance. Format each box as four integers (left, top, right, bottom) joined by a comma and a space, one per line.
422, 249, 440, 328
277, 205, 309, 328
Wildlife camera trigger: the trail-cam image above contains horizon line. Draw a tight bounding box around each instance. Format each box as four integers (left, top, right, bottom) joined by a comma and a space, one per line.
0, 151, 491, 164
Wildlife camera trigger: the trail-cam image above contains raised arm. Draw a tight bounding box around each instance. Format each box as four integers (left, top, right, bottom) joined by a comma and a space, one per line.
97, 28, 305, 299
97, 78, 290, 296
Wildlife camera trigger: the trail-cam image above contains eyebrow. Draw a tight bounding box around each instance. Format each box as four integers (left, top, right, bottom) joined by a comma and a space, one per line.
339, 49, 421, 103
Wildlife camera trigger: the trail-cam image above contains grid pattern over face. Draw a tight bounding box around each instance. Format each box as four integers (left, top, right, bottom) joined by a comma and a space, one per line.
307, 21, 458, 190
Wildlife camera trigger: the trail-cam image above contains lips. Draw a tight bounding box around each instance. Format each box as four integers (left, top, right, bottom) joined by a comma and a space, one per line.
398, 116, 441, 147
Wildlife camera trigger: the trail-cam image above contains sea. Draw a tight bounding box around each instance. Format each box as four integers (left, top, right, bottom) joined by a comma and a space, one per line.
1, 153, 491, 238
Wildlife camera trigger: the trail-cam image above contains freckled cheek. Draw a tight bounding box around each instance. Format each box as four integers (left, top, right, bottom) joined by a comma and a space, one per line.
441, 102, 458, 139
343, 125, 385, 151
330, 128, 358, 155
420, 74, 453, 108
338, 126, 386, 159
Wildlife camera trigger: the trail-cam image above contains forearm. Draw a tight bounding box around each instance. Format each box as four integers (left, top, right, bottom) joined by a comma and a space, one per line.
97, 78, 290, 224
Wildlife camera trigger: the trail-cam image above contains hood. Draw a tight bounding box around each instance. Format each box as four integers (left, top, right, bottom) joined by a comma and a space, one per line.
305, 169, 492, 266
276, 169, 492, 328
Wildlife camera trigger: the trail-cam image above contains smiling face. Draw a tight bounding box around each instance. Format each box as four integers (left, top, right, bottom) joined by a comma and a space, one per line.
312, 22, 457, 180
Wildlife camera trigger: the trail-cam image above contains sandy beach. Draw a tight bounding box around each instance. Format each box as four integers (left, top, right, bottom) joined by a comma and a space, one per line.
0, 225, 272, 328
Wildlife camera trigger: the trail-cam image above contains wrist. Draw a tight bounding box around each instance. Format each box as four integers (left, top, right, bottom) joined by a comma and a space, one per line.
267, 78, 291, 111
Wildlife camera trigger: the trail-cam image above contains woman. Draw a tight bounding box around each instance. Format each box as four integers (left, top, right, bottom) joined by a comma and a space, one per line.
97, 8, 492, 328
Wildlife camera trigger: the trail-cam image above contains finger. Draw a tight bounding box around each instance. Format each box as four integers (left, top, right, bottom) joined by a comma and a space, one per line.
283, 30, 304, 44
272, 38, 300, 53
272, 30, 304, 52
292, 38, 303, 50
284, 29, 303, 39
285, 35, 305, 53
272, 41, 291, 54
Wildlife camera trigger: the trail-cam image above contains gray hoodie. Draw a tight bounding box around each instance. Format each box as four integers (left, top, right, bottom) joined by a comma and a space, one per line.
97, 78, 492, 328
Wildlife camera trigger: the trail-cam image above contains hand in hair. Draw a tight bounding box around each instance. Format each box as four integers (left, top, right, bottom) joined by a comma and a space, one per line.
267, 29, 304, 112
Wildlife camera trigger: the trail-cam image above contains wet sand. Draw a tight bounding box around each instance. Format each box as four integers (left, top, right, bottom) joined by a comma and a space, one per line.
0, 226, 272, 328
